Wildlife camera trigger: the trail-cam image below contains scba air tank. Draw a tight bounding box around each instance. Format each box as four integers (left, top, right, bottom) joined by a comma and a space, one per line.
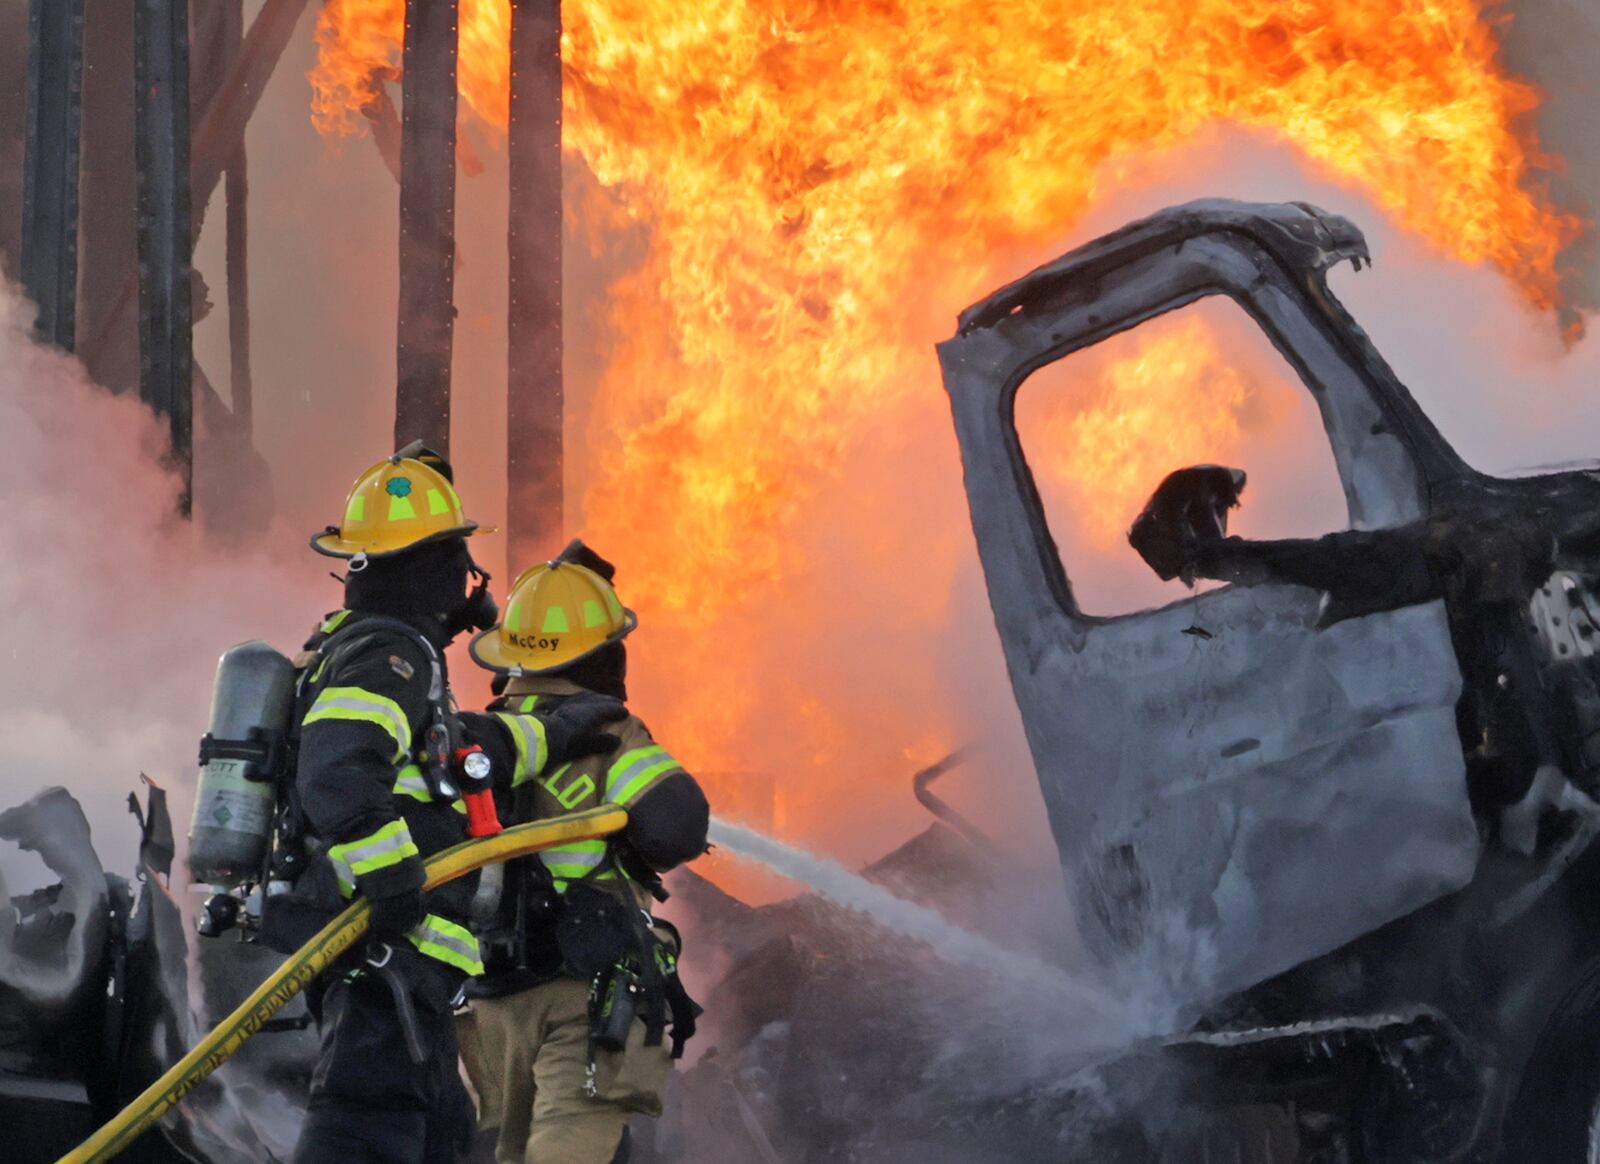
187, 640, 297, 887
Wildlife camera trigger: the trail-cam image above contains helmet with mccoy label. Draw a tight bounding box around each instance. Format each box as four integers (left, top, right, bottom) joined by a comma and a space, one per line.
311, 445, 496, 560
470, 555, 636, 675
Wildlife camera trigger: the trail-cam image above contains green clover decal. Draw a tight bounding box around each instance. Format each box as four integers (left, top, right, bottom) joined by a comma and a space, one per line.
387, 476, 413, 498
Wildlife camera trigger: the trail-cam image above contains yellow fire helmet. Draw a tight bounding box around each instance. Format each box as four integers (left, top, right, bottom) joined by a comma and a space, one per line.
311, 453, 496, 560
470, 559, 637, 675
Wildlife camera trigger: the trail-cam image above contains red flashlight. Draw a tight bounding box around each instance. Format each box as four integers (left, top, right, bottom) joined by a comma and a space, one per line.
454, 745, 502, 837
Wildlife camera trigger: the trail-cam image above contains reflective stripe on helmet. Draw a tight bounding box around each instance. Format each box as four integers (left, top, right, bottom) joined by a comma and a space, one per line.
304, 686, 412, 764
328, 818, 419, 896
407, 913, 484, 975
313, 456, 490, 560
606, 745, 680, 806
468, 560, 634, 675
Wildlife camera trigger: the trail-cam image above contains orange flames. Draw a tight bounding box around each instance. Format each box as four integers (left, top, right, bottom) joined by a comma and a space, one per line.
1034, 319, 1272, 550
310, 1, 1580, 861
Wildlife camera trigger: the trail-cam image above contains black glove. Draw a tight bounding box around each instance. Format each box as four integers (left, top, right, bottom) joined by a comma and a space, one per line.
536, 692, 625, 764
1128, 465, 1246, 584
358, 855, 427, 943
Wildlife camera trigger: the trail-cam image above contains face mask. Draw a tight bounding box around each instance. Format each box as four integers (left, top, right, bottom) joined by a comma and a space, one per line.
446, 561, 499, 639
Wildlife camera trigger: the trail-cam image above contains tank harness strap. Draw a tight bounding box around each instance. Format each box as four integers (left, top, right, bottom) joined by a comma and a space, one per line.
308, 615, 457, 801
196, 731, 283, 781
362, 944, 427, 1064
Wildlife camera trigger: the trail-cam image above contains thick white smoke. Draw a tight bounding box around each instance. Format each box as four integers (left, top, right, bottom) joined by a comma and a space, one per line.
0, 280, 312, 884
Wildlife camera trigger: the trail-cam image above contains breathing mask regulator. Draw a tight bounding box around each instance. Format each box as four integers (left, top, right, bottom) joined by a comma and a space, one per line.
343, 537, 496, 643
451, 558, 499, 638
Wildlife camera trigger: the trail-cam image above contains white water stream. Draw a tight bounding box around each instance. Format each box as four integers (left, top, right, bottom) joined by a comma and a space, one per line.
707, 817, 1149, 1053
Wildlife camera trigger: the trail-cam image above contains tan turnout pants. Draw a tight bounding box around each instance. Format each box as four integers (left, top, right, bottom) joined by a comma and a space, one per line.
458, 978, 672, 1164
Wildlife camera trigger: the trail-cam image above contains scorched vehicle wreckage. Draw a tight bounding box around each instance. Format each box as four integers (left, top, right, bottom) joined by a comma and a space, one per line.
5, 200, 1600, 1163
940, 198, 1600, 1161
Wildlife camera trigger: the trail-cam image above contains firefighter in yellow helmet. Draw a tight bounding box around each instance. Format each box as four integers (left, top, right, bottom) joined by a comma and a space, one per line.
456, 540, 709, 1164
270, 445, 626, 1164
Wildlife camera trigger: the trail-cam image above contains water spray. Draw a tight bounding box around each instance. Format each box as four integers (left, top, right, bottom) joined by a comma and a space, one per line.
707, 817, 1135, 1035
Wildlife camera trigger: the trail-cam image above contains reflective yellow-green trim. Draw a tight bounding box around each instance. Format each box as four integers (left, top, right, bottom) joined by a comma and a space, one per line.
550, 867, 619, 893
606, 746, 679, 805
58, 806, 630, 1164
392, 765, 467, 813
304, 686, 411, 764
540, 838, 608, 883
537, 761, 596, 810
392, 764, 431, 802
495, 712, 551, 785
407, 913, 483, 975
328, 819, 419, 896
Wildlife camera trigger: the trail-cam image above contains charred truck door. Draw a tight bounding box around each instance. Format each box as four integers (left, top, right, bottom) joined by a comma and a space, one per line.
938, 200, 1480, 1007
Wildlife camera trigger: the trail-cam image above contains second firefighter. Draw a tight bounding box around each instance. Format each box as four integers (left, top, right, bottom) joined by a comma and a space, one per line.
457, 541, 711, 1164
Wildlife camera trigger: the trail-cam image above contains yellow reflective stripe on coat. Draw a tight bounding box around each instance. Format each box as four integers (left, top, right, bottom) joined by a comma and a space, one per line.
407, 913, 483, 975
540, 838, 609, 885
605, 745, 680, 805
392, 764, 432, 802
494, 712, 550, 785
304, 686, 412, 764
327, 819, 419, 896
390, 765, 469, 814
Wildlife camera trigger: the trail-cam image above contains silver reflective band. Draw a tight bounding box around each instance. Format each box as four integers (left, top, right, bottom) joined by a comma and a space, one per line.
541, 847, 607, 871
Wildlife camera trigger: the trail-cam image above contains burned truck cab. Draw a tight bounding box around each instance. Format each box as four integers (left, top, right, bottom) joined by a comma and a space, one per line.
938, 200, 1600, 1161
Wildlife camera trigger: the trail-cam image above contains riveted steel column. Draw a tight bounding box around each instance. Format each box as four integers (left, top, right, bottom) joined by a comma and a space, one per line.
395, 0, 459, 455
85, 0, 311, 377
223, 0, 253, 434
135, 0, 194, 514
21, 0, 85, 350
506, 0, 564, 564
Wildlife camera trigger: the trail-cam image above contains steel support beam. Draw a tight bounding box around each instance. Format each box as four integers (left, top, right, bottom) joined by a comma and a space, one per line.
223, 0, 253, 435
134, 0, 194, 513
21, 0, 85, 351
191, 0, 310, 234
507, 0, 564, 563
86, 0, 310, 373
394, 0, 459, 454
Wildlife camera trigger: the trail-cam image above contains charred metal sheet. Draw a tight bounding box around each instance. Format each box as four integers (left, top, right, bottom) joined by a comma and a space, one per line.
134, 0, 195, 513
910, 748, 990, 848
21, 0, 84, 350
507, 0, 564, 562
0, 788, 108, 1014
395, 0, 460, 454
0, 790, 119, 1162
938, 200, 1479, 1007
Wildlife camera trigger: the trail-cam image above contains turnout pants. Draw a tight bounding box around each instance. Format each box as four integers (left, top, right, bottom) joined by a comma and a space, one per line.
293, 945, 473, 1164
458, 978, 672, 1164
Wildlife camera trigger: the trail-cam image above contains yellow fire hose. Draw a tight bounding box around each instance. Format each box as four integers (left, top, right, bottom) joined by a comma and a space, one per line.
59, 805, 628, 1164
